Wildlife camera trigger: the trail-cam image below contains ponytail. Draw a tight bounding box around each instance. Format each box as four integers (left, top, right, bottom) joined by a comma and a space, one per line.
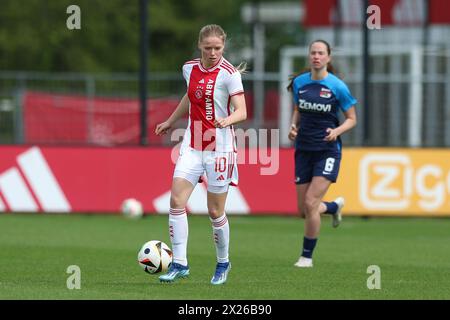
287, 68, 309, 92
235, 61, 247, 74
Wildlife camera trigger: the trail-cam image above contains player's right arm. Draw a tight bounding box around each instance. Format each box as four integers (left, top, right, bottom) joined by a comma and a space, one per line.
288, 107, 300, 141
155, 93, 190, 135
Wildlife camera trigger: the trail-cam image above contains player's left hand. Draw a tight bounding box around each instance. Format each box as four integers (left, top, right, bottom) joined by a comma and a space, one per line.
324, 128, 338, 142
214, 117, 230, 128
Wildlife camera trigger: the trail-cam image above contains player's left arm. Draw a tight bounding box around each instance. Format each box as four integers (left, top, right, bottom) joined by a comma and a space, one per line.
215, 71, 247, 129
324, 106, 357, 142
214, 93, 247, 128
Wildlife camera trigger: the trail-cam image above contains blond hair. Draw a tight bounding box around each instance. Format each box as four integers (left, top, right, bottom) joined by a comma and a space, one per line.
198, 24, 247, 74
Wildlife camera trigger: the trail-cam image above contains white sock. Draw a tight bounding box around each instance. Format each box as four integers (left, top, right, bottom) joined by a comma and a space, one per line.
169, 208, 188, 266
210, 213, 230, 263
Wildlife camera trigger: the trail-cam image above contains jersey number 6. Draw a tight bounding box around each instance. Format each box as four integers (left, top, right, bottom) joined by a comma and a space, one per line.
324, 158, 335, 173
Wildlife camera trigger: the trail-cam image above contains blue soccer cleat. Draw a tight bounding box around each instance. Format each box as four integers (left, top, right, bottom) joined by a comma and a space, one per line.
210, 262, 231, 285
159, 262, 190, 283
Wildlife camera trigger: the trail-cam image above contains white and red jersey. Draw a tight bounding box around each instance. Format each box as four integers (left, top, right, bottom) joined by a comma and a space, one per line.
181, 57, 244, 152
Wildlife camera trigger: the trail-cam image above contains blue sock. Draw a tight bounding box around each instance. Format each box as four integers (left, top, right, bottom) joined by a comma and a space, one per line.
323, 201, 338, 215
301, 237, 317, 258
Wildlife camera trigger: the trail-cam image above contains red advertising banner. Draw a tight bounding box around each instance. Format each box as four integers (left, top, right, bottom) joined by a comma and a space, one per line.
1, 146, 449, 216
0, 146, 297, 215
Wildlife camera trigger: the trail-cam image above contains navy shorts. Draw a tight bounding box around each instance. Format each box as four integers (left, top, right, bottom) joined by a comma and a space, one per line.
294, 150, 342, 184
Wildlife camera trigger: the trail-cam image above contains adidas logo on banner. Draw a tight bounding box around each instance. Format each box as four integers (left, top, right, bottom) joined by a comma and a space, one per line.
0, 147, 71, 213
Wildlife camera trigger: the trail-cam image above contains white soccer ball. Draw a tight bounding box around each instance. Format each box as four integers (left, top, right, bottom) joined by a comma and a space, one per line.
121, 198, 143, 218
138, 240, 173, 274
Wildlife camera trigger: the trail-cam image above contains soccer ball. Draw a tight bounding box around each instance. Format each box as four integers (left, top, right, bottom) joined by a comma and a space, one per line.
137, 240, 173, 274
121, 198, 143, 218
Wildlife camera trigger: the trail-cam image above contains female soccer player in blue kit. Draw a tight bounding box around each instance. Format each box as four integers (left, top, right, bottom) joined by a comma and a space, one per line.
287, 40, 357, 267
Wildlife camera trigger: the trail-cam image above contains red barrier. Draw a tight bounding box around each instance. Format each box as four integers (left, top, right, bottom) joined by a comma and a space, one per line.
23, 90, 282, 145
304, 0, 450, 27
23, 91, 180, 145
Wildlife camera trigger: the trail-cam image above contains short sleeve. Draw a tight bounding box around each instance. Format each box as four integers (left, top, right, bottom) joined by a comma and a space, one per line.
337, 82, 357, 112
182, 64, 189, 83
226, 71, 244, 96
291, 79, 300, 106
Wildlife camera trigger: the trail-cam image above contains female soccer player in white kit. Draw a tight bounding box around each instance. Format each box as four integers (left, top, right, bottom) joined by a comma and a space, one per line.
155, 24, 247, 285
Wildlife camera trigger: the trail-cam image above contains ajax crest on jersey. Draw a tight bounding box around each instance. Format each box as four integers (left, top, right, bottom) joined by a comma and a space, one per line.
195, 88, 203, 99
138, 240, 173, 274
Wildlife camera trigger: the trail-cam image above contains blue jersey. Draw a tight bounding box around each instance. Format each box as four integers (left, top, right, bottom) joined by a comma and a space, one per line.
292, 72, 357, 151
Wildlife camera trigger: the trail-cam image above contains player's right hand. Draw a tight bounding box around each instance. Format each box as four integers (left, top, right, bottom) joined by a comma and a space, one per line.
288, 125, 298, 141
155, 121, 171, 136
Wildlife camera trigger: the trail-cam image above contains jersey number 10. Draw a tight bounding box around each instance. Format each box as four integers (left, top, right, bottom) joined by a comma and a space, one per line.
215, 157, 227, 173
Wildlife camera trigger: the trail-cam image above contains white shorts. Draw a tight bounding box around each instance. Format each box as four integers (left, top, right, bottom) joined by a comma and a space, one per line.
173, 147, 238, 193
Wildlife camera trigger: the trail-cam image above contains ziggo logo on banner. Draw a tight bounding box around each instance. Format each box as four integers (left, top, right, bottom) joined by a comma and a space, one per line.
359, 153, 450, 211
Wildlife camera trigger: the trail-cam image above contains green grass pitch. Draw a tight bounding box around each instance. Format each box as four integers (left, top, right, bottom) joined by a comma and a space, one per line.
1, 213, 449, 300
